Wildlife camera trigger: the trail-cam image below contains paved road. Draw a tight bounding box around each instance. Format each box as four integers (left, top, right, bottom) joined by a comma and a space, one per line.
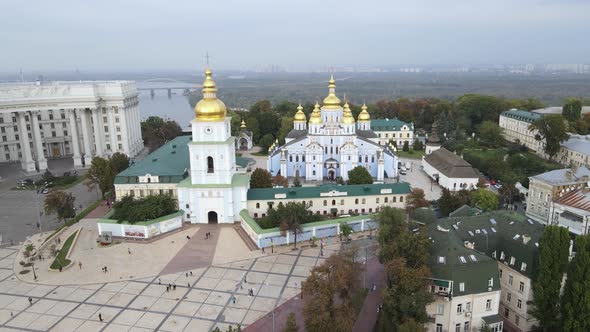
0, 159, 98, 245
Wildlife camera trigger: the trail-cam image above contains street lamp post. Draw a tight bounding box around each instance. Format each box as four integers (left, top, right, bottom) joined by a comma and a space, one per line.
31, 262, 37, 281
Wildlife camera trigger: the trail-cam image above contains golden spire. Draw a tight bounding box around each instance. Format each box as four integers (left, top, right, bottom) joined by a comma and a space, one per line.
358, 102, 370, 122
294, 102, 306, 122
322, 73, 341, 109
240, 119, 246, 129
341, 95, 355, 125
309, 100, 322, 124
194, 67, 227, 121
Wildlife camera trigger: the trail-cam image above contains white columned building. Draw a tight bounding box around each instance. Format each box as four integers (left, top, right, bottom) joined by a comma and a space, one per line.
0, 81, 144, 173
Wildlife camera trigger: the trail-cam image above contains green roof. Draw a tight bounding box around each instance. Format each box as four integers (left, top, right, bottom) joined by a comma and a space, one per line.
115, 136, 191, 184
427, 216, 501, 296
441, 210, 544, 278
501, 109, 542, 123
236, 156, 253, 168
371, 118, 414, 131
98, 210, 184, 226
247, 182, 411, 201
482, 314, 503, 325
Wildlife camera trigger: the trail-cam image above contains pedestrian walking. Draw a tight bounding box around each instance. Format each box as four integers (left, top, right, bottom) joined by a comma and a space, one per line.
188, 283, 190, 288
186, 235, 191, 240
262, 247, 265, 254
190, 271, 193, 276
186, 272, 188, 277
98, 313, 103, 322
59, 266, 63, 272
173, 284, 176, 291
232, 296, 236, 304
104, 266, 108, 273
166, 285, 170, 292
168, 283, 172, 291
78, 261, 82, 269
28, 297, 32, 305
128, 248, 131, 254
158, 278, 161, 285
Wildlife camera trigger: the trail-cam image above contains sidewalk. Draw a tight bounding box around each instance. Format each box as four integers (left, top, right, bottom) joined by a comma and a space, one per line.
353, 256, 385, 332
243, 295, 304, 332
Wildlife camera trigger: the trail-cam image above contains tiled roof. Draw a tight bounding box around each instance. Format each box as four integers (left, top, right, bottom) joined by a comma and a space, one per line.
423, 148, 480, 179
530, 166, 590, 185
554, 189, 590, 211
285, 130, 308, 139
114, 136, 190, 184
371, 118, 414, 131
247, 182, 411, 200
500, 109, 542, 123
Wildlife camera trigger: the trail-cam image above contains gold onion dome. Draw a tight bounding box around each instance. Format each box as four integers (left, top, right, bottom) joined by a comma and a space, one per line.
294, 103, 306, 122
358, 103, 370, 122
322, 74, 341, 109
194, 67, 227, 121
342, 99, 355, 124
240, 120, 246, 129
309, 101, 322, 124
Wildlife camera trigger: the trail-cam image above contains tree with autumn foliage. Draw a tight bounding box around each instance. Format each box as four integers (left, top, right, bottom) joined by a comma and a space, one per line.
272, 174, 288, 188
302, 247, 363, 332
405, 188, 430, 218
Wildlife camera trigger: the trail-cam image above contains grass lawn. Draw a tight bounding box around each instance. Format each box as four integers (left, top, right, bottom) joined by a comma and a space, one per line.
12, 175, 83, 191
50, 230, 78, 270
396, 150, 425, 159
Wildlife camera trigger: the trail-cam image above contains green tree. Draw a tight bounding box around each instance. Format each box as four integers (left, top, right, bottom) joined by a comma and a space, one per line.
529, 115, 569, 159
396, 318, 426, 332
563, 97, 583, 122
279, 202, 307, 249
531, 225, 571, 331
470, 188, 498, 211
85, 157, 114, 198
258, 134, 275, 153
245, 117, 260, 142
405, 188, 429, 217
478, 121, 504, 147
277, 116, 294, 145
140, 116, 182, 152
437, 189, 470, 216
110, 152, 130, 174
112, 194, 177, 223
303, 249, 361, 332
347, 166, 373, 185
293, 175, 302, 187
44, 190, 76, 223
340, 223, 353, 238
284, 312, 298, 332
250, 168, 272, 188
412, 139, 424, 151
456, 94, 507, 133
272, 174, 288, 188
402, 141, 410, 152
561, 234, 590, 332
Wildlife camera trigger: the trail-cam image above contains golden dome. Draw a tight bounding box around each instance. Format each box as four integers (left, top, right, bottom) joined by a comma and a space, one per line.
240, 120, 246, 129
294, 103, 306, 122
322, 74, 341, 109
309, 101, 322, 124
194, 67, 227, 121
358, 103, 370, 122
341, 100, 355, 125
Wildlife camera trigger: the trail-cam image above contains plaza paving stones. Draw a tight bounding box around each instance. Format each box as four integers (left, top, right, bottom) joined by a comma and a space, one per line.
0, 239, 340, 331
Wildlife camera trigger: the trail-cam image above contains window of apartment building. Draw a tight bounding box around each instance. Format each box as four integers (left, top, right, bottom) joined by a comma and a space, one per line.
50, 123, 55, 129
52, 131, 56, 137
521, 262, 527, 272
466, 302, 471, 312
116, 126, 121, 132
115, 117, 120, 123
509, 275, 513, 285
392, 196, 397, 203
106, 144, 111, 150
24, 115, 29, 122
49, 114, 53, 120
323, 200, 327, 206
1, 136, 6, 142
515, 315, 520, 326
500, 251, 505, 260
64, 130, 68, 136
384, 197, 388, 203
459, 282, 465, 292
361, 198, 366, 204
455, 324, 461, 332
15, 134, 19, 140
519, 281, 525, 293
376, 197, 380, 204
436, 304, 444, 315
464, 322, 470, 332
0, 118, 3, 123
507, 292, 511, 302
4, 154, 9, 160
104, 126, 108, 133
499, 268, 502, 278
27, 133, 31, 139
504, 307, 510, 318
456, 303, 462, 314
26, 124, 30, 131
117, 135, 122, 141
436, 324, 443, 332
517, 299, 522, 309
61, 113, 65, 119
486, 299, 492, 310
0, 127, 4, 133
510, 256, 516, 265
488, 278, 493, 287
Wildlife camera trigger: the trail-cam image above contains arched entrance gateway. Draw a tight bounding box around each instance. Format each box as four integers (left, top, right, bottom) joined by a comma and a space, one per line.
328, 170, 335, 181
207, 211, 218, 224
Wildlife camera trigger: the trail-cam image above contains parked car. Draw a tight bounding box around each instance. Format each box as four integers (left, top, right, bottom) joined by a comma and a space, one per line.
42, 188, 50, 194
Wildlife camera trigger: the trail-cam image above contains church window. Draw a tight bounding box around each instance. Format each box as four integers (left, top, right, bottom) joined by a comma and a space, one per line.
330, 147, 333, 154
348, 156, 351, 161
323, 200, 327, 206
313, 170, 316, 175
290, 156, 293, 162
355, 198, 359, 204
392, 196, 397, 202
296, 155, 299, 162
407, 133, 410, 138
359, 156, 362, 162
371, 156, 375, 163
325, 147, 328, 154
385, 197, 389, 203
385, 134, 389, 138
147, 178, 151, 183
362, 198, 366, 204
207, 156, 214, 173
376, 198, 380, 204
256, 203, 260, 209
365, 156, 368, 163
400, 196, 404, 202
331, 139, 333, 144
332, 200, 336, 206
303, 156, 305, 162
336, 147, 338, 154
392, 133, 396, 138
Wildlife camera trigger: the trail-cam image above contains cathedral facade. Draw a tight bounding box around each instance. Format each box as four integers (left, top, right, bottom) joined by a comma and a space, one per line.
267, 76, 398, 182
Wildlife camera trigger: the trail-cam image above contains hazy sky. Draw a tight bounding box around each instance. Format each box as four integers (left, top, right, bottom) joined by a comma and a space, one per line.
1, 0, 589, 72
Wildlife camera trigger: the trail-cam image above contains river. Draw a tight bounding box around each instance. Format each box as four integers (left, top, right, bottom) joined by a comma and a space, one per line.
138, 90, 194, 131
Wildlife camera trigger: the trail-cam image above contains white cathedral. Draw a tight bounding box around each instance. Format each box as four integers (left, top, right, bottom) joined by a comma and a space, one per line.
267, 75, 399, 181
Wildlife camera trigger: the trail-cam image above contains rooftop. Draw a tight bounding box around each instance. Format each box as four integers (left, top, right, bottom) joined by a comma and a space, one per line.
561, 136, 590, 156
423, 147, 480, 179
530, 166, 590, 185
532, 106, 590, 115
554, 188, 590, 212
247, 182, 411, 201
500, 109, 542, 123
115, 136, 191, 184
370, 118, 414, 131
